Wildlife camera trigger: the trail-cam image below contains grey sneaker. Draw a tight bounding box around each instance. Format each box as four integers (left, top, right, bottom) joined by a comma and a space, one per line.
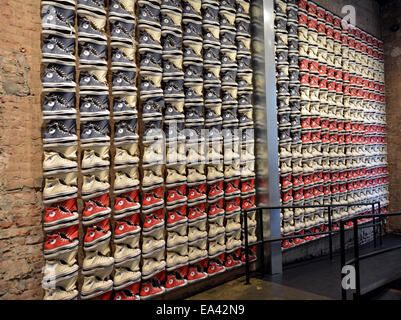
41, 3, 75, 34
112, 69, 137, 93
42, 91, 76, 117
115, 118, 139, 141
81, 120, 110, 143
109, 0, 135, 21
79, 41, 107, 66
42, 63, 76, 89
43, 119, 77, 144
78, 15, 107, 41
42, 34, 76, 62
80, 95, 109, 117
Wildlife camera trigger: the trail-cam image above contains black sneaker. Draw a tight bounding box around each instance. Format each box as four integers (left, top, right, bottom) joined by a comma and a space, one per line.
185, 105, 203, 123
183, 21, 202, 41
220, 31, 236, 50
161, 0, 182, 12
184, 64, 203, 84
164, 79, 185, 99
80, 95, 109, 117
184, 85, 203, 103
221, 69, 238, 87
42, 63, 76, 89
142, 97, 164, 118
204, 86, 222, 104
41, 3, 75, 34
238, 93, 252, 109
165, 120, 185, 142
43, 119, 77, 144
182, 0, 202, 20
115, 118, 139, 141
140, 75, 163, 98
237, 57, 252, 74
81, 120, 110, 143
109, 0, 135, 21
138, 29, 163, 52
220, 0, 236, 13
77, 0, 106, 17
220, 11, 236, 31
222, 89, 238, 105
163, 57, 184, 78
110, 20, 135, 45
112, 69, 137, 93
143, 120, 164, 141
165, 101, 185, 120
161, 10, 182, 34
78, 16, 107, 41
202, 5, 219, 25
113, 95, 137, 116
222, 109, 238, 124
163, 33, 183, 56
138, 2, 161, 29
42, 91, 76, 117
42, 34, 76, 62
140, 52, 162, 73
221, 51, 236, 68
205, 107, 222, 123
111, 47, 136, 69
203, 26, 220, 47
203, 46, 220, 65
204, 67, 220, 85
79, 69, 108, 91
183, 43, 202, 63
79, 41, 107, 66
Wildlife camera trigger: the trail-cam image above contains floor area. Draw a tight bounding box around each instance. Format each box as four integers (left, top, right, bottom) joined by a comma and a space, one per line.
189, 234, 401, 300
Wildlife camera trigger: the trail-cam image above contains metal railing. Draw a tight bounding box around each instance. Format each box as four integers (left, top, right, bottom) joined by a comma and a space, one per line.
340, 211, 401, 300
243, 201, 382, 285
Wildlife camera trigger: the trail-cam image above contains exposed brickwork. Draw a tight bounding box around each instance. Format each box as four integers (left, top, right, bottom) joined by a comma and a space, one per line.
382, 0, 401, 232
0, 0, 44, 299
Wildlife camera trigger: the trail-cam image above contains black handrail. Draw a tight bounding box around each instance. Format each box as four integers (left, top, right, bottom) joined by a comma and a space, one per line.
242, 201, 381, 285
339, 211, 401, 300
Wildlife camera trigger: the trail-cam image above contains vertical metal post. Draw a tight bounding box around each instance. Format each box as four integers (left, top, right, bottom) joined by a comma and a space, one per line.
259, 208, 265, 276
378, 202, 383, 246
340, 220, 347, 300
244, 209, 250, 285
372, 203, 377, 248
328, 205, 333, 260
353, 217, 361, 300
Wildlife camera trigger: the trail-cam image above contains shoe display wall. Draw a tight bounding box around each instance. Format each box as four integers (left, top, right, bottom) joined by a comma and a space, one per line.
274, 0, 388, 250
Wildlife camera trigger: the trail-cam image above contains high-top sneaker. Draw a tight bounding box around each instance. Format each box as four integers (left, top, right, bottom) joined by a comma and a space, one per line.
43, 202, 79, 231
110, 19, 135, 45
112, 69, 137, 93
78, 15, 107, 41
81, 147, 110, 170
43, 177, 78, 200
80, 119, 110, 143
167, 207, 188, 227
111, 47, 136, 70
41, 3, 76, 34
113, 282, 141, 300
42, 63, 76, 89
79, 69, 108, 92
113, 95, 137, 116
77, 0, 107, 17
79, 41, 108, 66
140, 279, 165, 300
44, 225, 79, 258
42, 91, 76, 118
43, 149, 77, 173
82, 194, 111, 225
42, 34, 76, 62
81, 173, 110, 197
84, 219, 111, 251
81, 276, 113, 300
44, 289, 78, 300
79, 94, 109, 117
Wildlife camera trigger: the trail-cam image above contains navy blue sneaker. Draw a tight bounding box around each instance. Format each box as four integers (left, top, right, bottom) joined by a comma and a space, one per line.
78, 15, 107, 41
239, 109, 253, 127
138, 29, 163, 53
204, 67, 221, 85
77, 0, 106, 17
79, 69, 108, 91
43, 119, 77, 144
110, 19, 135, 45
140, 75, 163, 99
184, 64, 203, 84
183, 21, 202, 41
80, 95, 109, 117
238, 93, 252, 109
162, 33, 183, 56
42, 34, 76, 62
237, 38, 251, 56
204, 86, 222, 104
237, 56, 252, 74
81, 120, 110, 143
161, 10, 182, 35
115, 118, 139, 141
222, 108, 239, 124
138, 2, 161, 29
203, 46, 220, 65
113, 95, 137, 116
109, 0, 135, 21
222, 88, 238, 106
182, 0, 202, 20
163, 56, 184, 79
42, 63, 76, 89
183, 43, 202, 63
205, 106, 222, 123
79, 41, 107, 66
221, 69, 238, 87
161, 0, 182, 13
112, 69, 137, 93
221, 51, 237, 68
165, 100, 185, 120
41, 3, 75, 34
140, 52, 162, 73
165, 120, 185, 142
143, 120, 164, 141
164, 79, 185, 99
236, 18, 251, 38
185, 105, 203, 123
203, 26, 220, 47
220, 11, 236, 31
142, 97, 164, 118
184, 85, 203, 103
220, 0, 236, 13
202, 5, 219, 26
111, 47, 136, 69
237, 74, 253, 92
185, 124, 204, 142
220, 31, 236, 50
42, 91, 76, 118
236, 0, 250, 18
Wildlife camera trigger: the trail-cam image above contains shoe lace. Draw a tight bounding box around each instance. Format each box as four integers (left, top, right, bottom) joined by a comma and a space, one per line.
57, 123, 71, 134
114, 22, 130, 37
143, 6, 157, 20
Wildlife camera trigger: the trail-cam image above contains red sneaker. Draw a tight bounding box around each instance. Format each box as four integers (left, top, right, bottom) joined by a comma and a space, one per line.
44, 232, 79, 255
114, 282, 140, 300
188, 206, 207, 222
166, 189, 187, 206
241, 181, 255, 194
187, 266, 207, 283
208, 184, 224, 199
83, 198, 111, 223
225, 182, 240, 196
143, 214, 164, 232
294, 238, 305, 245
165, 274, 187, 291
84, 220, 111, 248
167, 209, 188, 227
225, 200, 241, 215
143, 192, 164, 210
114, 195, 140, 215
140, 281, 165, 299
293, 175, 304, 187
242, 198, 255, 210
188, 187, 206, 203
44, 206, 78, 229
207, 261, 225, 275
225, 255, 242, 269
208, 202, 225, 218
114, 221, 141, 239
281, 174, 292, 188
282, 240, 294, 249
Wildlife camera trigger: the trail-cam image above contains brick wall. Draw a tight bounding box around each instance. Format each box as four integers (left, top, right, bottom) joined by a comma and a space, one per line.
0, 0, 44, 299
382, 0, 401, 232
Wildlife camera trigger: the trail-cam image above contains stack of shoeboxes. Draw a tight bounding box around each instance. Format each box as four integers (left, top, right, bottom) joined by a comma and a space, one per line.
275, 0, 388, 250
41, 0, 256, 300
